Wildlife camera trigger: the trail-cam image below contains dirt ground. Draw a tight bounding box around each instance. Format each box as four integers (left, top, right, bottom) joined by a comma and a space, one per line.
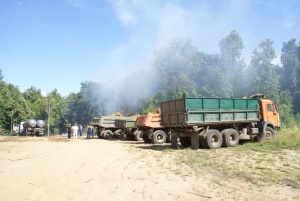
0, 136, 299, 201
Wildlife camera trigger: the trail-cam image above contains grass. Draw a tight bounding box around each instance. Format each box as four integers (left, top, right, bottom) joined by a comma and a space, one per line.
171, 127, 300, 188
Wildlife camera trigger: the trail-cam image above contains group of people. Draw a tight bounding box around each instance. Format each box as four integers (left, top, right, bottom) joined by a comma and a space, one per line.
67, 123, 93, 139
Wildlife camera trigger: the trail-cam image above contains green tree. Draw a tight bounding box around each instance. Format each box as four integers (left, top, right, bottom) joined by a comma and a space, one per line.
23, 86, 47, 120
218, 31, 247, 97
0, 82, 32, 134
279, 90, 296, 127
153, 38, 200, 96
249, 39, 280, 103
77, 81, 104, 125
46, 89, 67, 135
195, 53, 222, 97
281, 39, 300, 113
0, 69, 3, 81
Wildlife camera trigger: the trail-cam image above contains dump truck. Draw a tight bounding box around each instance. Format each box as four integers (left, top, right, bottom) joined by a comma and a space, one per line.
115, 115, 143, 141
135, 109, 171, 144
91, 112, 137, 139
19, 119, 45, 136
160, 94, 280, 149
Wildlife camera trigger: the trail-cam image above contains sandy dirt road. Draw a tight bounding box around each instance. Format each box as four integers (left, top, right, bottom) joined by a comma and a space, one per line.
0, 136, 299, 201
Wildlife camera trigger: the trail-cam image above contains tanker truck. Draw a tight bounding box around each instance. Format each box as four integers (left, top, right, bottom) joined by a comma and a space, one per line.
160, 94, 280, 149
20, 119, 45, 136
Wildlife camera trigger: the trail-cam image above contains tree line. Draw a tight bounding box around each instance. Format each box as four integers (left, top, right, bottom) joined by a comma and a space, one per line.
0, 30, 299, 134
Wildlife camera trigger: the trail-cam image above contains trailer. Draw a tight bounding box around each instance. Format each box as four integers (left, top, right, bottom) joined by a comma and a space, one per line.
91, 113, 138, 139
160, 94, 280, 149
135, 110, 171, 144
115, 115, 142, 141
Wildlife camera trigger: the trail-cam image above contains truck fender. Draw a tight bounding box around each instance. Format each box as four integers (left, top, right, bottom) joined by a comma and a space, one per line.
114, 129, 122, 135
258, 121, 275, 135
147, 129, 154, 138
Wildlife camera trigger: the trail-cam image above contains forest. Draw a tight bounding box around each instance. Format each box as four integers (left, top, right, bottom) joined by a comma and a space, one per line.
0, 31, 299, 135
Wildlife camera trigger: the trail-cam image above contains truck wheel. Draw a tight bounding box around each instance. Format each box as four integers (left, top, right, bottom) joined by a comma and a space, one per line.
166, 132, 171, 143
126, 134, 132, 140
223, 129, 239, 147
151, 130, 167, 144
103, 130, 113, 139
179, 137, 191, 148
265, 127, 275, 140
258, 126, 275, 141
221, 129, 230, 147
198, 138, 206, 148
115, 130, 124, 138
97, 131, 101, 139
143, 133, 152, 144
134, 130, 143, 141
205, 130, 222, 149
200, 137, 209, 149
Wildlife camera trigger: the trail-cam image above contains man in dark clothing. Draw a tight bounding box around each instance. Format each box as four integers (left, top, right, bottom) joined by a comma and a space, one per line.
87, 124, 92, 139
67, 124, 72, 139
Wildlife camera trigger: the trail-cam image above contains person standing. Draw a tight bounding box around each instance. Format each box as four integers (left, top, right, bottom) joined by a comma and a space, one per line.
72, 123, 79, 139
79, 124, 83, 137
67, 124, 72, 139
87, 124, 92, 139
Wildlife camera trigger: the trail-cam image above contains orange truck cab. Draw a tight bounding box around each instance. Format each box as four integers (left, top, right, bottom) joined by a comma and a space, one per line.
258, 97, 280, 139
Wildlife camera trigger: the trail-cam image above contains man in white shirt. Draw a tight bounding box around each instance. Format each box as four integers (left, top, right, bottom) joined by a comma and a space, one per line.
71, 124, 79, 139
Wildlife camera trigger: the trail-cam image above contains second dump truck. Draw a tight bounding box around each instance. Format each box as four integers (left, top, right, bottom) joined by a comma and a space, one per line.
115, 115, 143, 141
160, 94, 280, 149
135, 110, 171, 144
91, 113, 139, 139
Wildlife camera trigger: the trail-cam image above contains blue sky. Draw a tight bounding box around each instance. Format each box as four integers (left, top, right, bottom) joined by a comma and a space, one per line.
0, 0, 299, 96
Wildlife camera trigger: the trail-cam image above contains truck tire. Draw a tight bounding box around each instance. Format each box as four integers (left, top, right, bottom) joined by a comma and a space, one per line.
115, 130, 124, 138
143, 133, 152, 144
200, 137, 209, 149
223, 129, 239, 147
221, 129, 230, 147
151, 130, 167, 144
126, 134, 133, 140
134, 130, 143, 141
103, 130, 113, 139
258, 126, 275, 141
264, 127, 275, 140
97, 130, 101, 139
179, 137, 191, 148
166, 132, 171, 143
205, 129, 222, 149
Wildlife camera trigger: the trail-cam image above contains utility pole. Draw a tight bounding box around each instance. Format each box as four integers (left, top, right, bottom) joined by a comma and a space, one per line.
47, 100, 50, 136
10, 110, 14, 135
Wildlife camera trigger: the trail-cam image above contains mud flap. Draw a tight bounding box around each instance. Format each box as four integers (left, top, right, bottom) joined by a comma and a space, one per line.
191, 133, 199, 150
171, 133, 179, 149
257, 121, 267, 138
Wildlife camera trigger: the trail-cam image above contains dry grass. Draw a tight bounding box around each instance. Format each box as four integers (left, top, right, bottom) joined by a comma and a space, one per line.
164, 127, 300, 188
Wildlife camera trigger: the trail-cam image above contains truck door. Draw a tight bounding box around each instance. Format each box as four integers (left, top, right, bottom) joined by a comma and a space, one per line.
265, 104, 279, 126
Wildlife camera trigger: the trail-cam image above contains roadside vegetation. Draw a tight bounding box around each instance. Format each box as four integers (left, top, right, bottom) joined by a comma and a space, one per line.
173, 127, 300, 188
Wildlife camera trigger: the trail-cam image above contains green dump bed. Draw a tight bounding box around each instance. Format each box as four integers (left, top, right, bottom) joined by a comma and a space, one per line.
160, 95, 260, 127
115, 115, 138, 129
92, 116, 133, 128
